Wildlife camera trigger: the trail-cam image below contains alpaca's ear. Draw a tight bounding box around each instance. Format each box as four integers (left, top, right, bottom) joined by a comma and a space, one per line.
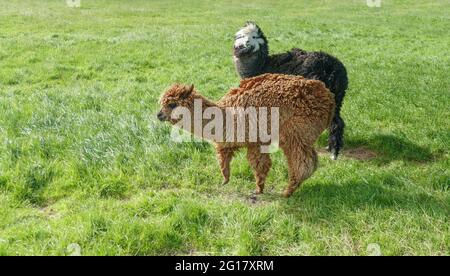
180, 84, 194, 99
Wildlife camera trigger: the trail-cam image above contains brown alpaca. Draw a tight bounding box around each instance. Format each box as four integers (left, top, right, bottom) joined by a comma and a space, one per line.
158, 73, 335, 197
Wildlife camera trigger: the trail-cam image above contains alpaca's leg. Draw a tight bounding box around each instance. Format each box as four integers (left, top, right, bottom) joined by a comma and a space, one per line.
216, 147, 236, 185
328, 109, 345, 160
281, 145, 318, 197
246, 146, 272, 194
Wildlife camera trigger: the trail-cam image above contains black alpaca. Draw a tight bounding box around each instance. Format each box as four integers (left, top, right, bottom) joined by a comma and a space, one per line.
233, 22, 348, 160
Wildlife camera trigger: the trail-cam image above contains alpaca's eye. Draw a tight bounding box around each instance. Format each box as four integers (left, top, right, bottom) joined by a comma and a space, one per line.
168, 103, 177, 109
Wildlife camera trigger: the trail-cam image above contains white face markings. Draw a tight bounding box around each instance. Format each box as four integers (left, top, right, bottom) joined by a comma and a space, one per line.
234, 23, 265, 52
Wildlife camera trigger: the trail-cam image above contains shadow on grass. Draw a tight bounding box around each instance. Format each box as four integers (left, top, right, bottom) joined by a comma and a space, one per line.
319, 134, 437, 163
276, 176, 449, 222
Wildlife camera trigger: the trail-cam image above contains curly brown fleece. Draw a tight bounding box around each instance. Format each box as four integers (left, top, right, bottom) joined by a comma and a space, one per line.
158, 73, 335, 197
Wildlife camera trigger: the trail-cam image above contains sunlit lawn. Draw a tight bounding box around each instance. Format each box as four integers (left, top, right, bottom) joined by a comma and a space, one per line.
0, 0, 448, 255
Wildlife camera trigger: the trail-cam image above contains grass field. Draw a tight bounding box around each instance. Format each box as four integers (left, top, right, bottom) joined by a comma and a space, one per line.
0, 0, 449, 256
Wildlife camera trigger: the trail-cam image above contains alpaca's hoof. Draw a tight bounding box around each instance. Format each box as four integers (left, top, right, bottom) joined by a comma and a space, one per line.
282, 190, 293, 198
255, 189, 263, 195
222, 179, 229, 185
325, 145, 331, 152
330, 149, 338, 160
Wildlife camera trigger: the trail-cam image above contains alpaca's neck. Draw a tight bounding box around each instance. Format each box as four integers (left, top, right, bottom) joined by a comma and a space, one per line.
193, 94, 218, 110
234, 45, 269, 79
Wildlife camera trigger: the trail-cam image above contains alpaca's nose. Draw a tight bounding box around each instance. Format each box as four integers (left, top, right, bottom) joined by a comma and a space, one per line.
235, 44, 248, 51
157, 111, 166, 121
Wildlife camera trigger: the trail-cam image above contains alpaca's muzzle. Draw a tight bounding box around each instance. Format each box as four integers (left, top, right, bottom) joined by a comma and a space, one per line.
157, 111, 167, 121
233, 44, 254, 57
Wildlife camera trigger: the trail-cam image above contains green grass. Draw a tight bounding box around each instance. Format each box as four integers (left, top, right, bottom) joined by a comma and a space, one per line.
0, 0, 449, 256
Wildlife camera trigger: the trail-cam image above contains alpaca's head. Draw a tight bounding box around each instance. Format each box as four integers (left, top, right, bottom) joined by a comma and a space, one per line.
233, 21, 268, 58
157, 84, 196, 123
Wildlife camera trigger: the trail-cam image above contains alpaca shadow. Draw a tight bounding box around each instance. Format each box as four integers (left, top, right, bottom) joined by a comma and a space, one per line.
347, 134, 436, 163
319, 134, 436, 163
277, 175, 449, 223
